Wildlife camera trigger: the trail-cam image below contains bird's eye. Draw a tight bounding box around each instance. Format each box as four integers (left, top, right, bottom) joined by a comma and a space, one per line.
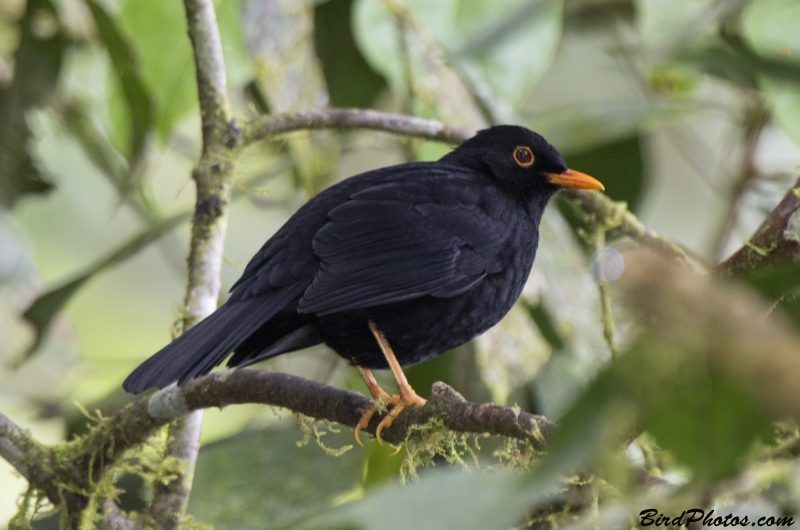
513, 146, 534, 168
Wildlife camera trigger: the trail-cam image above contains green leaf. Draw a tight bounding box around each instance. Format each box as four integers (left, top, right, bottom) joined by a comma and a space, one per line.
564, 135, 644, 212
742, 0, 800, 147
523, 300, 565, 353
86, 0, 155, 162
0, 0, 64, 207
608, 252, 800, 481
635, 0, 716, 49
405, 348, 456, 400
681, 37, 800, 90
298, 467, 560, 530
551, 334, 773, 482
745, 262, 800, 328
716, 0, 800, 145
215, 0, 253, 93
760, 80, 800, 148
352, 0, 563, 110
189, 427, 365, 530
528, 99, 693, 154
642, 373, 770, 480
21, 212, 190, 360
746, 262, 800, 298
742, 0, 800, 60
362, 441, 404, 491
314, 0, 386, 108
115, 0, 197, 142
60, 99, 129, 193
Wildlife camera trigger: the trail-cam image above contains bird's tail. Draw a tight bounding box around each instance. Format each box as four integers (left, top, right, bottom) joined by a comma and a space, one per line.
122, 303, 273, 394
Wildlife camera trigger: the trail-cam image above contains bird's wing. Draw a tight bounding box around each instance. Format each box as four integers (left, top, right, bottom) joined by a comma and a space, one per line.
297, 177, 516, 316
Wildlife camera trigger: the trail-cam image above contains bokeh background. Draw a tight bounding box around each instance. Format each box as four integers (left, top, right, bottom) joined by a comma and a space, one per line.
2, 0, 800, 527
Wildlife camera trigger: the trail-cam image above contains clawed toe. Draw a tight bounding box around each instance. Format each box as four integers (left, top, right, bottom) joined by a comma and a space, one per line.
373, 391, 427, 445
354, 393, 400, 446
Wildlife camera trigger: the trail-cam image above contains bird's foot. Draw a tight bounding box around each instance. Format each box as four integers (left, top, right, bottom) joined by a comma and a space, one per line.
355, 392, 400, 447
374, 387, 427, 445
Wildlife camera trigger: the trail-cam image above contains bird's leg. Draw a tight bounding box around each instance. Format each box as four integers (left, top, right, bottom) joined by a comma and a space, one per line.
368, 320, 427, 444
355, 366, 400, 446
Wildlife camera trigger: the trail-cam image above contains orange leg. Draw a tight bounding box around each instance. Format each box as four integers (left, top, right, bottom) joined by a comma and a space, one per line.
355, 366, 399, 446
367, 320, 427, 444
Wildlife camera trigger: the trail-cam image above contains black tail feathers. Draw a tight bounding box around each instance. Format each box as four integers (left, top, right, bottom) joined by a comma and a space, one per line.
123, 302, 273, 394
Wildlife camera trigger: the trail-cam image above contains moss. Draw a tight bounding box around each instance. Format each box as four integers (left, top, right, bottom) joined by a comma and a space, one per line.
400, 418, 479, 482
296, 414, 354, 457
8, 487, 50, 530
10, 407, 193, 530
744, 240, 775, 257
786, 211, 800, 244
491, 436, 541, 472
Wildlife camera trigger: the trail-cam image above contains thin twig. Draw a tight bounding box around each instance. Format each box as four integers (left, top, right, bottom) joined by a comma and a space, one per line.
593, 229, 619, 358
563, 188, 707, 272
243, 108, 472, 146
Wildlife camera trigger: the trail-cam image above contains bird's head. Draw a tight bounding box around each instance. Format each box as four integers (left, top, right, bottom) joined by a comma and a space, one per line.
441, 125, 604, 200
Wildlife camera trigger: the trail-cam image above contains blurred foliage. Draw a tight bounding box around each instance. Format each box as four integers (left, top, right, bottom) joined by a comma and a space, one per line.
2, 0, 800, 528
315, 0, 385, 109
189, 426, 365, 530
0, 0, 62, 208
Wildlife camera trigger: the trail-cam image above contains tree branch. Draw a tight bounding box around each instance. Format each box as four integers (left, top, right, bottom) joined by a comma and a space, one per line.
717, 176, 800, 277
0, 411, 31, 479
143, 412, 203, 529
1, 372, 553, 527
0, 411, 81, 521
561, 189, 706, 271
184, 0, 231, 150
243, 108, 472, 146
65, 370, 553, 485
99, 501, 134, 530
134, 0, 241, 528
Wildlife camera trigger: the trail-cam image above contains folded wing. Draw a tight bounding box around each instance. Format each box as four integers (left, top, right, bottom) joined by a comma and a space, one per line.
298, 178, 513, 316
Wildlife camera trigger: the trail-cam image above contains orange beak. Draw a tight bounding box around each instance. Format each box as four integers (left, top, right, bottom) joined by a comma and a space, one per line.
545, 169, 605, 191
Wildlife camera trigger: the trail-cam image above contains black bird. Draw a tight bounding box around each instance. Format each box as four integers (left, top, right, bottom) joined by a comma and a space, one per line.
123, 125, 603, 442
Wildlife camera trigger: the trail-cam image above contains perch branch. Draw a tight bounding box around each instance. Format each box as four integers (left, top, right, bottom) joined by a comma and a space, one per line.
67, 370, 554, 485
1, 371, 554, 522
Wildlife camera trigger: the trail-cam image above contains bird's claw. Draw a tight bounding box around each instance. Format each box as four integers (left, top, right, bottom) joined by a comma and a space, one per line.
373, 391, 427, 445
355, 393, 400, 446
354, 391, 426, 446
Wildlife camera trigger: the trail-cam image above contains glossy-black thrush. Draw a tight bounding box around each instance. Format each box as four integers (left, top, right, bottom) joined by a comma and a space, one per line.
123, 125, 604, 442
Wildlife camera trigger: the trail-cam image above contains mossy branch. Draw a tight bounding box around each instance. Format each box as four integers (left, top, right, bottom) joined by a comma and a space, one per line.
718, 176, 800, 277
0, 371, 554, 521
103, 371, 554, 462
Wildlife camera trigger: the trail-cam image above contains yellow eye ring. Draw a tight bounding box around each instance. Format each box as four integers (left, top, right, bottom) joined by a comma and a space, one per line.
513, 146, 534, 168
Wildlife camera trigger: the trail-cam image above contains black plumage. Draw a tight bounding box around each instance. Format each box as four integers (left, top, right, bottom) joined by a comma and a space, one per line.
123, 125, 603, 394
